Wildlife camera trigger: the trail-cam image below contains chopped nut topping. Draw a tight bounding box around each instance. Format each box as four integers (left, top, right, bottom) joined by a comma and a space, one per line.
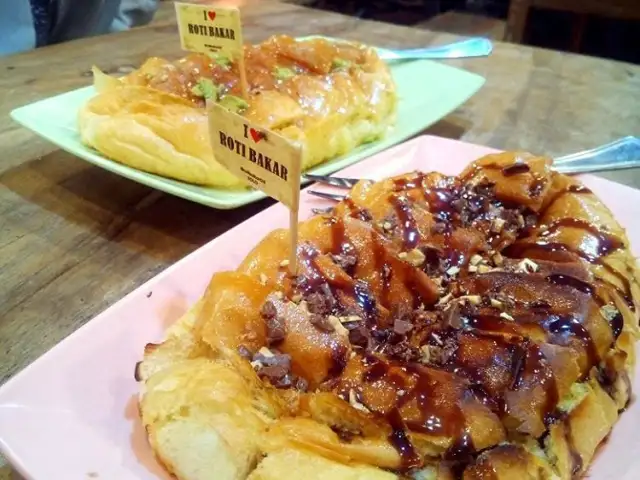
382, 221, 393, 231
259, 273, 268, 286
349, 389, 370, 413
470, 254, 483, 266
459, 295, 481, 305
437, 292, 453, 306
468, 265, 478, 273
273, 291, 284, 300
258, 347, 274, 358
493, 252, 504, 266
490, 298, 504, 309
399, 248, 426, 267
517, 258, 539, 273
279, 259, 290, 267
500, 312, 515, 322
291, 294, 303, 303
420, 345, 431, 364
250, 360, 263, 369
339, 315, 362, 324
491, 217, 506, 233
446, 266, 460, 276
327, 315, 349, 337
477, 265, 492, 274
600, 304, 620, 322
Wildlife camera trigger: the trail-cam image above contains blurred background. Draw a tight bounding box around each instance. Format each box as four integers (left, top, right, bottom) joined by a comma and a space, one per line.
286, 0, 640, 64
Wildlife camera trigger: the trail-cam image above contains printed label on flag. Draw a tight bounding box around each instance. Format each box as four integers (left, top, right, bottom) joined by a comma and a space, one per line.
174, 2, 244, 60
207, 101, 302, 208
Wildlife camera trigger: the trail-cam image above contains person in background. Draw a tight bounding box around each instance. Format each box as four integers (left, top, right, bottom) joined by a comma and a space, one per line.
0, 0, 159, 56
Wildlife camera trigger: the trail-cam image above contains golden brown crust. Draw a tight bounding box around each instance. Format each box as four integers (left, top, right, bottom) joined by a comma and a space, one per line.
138, 151, 640, 479
78, 36, 397, 188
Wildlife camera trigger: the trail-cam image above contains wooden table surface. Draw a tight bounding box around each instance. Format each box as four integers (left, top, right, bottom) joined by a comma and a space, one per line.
0, 0, 639, 475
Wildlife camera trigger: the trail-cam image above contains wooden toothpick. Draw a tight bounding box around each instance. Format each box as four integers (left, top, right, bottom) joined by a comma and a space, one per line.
288, 207, 299, 277
237, 45, 249, 100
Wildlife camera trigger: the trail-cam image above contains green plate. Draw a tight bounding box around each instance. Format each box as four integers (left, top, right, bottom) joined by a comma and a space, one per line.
10, 42, 484, 209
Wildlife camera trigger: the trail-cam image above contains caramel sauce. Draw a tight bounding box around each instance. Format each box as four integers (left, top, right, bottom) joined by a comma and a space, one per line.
387, 408, 422, 469
459, 162, 532, 183
529, 175, 547, 198
390, 176, 470, 272
137, 36, 371, 105
330, 217, 348, 256
399, 364, 466, 436
329, 344, 349, 377
298, 246, 329, 292
540, 218, 623, 260
610, 310, 624, 339
359, 356, 473, 469
509, 342, 528, 390
343, 198, 373, 222
354, 281, 377, 318
540, 185, 592, 216
502, 163, 531, 176
372, 233, 392, 309
289, 167, 631, 473
464, 314, 523, 337
543, 314, 599, 368
546, 273, 595, 295
392, 174, 424, 192
445, 431, 476, 468
421, 187, 459, 223
390, 194, 420, 249
392, 175, 460, 223
507, 211, 634, 313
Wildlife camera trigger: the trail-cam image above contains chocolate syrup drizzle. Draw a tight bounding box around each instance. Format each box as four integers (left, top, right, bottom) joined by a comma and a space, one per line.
287, 164, 634, 474
390, 194, 420, 249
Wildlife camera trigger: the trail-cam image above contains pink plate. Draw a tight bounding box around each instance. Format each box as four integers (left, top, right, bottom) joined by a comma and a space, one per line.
0, 135, 639, 480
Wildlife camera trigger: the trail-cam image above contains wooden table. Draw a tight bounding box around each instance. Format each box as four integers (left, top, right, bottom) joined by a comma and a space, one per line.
0, 0, 639, 475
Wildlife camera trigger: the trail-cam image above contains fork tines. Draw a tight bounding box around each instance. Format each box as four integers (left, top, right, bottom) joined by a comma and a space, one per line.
304, 173, 360, 189
306, 190, 347, 202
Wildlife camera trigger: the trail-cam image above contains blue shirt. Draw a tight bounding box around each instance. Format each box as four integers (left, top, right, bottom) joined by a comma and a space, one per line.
0, 0, 158, 56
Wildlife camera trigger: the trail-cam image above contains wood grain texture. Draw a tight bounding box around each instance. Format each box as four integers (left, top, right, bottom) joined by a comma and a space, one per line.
0, 3, 639, 474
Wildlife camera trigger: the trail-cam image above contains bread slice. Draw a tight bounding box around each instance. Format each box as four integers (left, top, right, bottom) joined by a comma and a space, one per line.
78, 35, 397, 188
137, 151, 640, 479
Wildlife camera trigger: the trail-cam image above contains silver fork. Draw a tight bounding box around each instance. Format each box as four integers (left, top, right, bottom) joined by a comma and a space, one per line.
378, 37, 493, 61
304, 136, 640, 204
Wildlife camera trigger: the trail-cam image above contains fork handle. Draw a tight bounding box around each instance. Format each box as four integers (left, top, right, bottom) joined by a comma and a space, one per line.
553, 136, 640, 174
378, 37, 493, 60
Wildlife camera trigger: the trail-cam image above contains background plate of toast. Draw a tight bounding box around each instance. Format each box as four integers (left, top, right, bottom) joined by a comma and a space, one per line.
10, 41, 484, 210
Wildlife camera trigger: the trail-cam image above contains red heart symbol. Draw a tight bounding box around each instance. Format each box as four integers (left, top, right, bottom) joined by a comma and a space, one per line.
250, 128, 264, 143
207, 11, 216, 21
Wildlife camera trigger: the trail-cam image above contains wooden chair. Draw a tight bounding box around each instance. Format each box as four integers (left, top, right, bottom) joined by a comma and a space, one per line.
506, 0, 640, 49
